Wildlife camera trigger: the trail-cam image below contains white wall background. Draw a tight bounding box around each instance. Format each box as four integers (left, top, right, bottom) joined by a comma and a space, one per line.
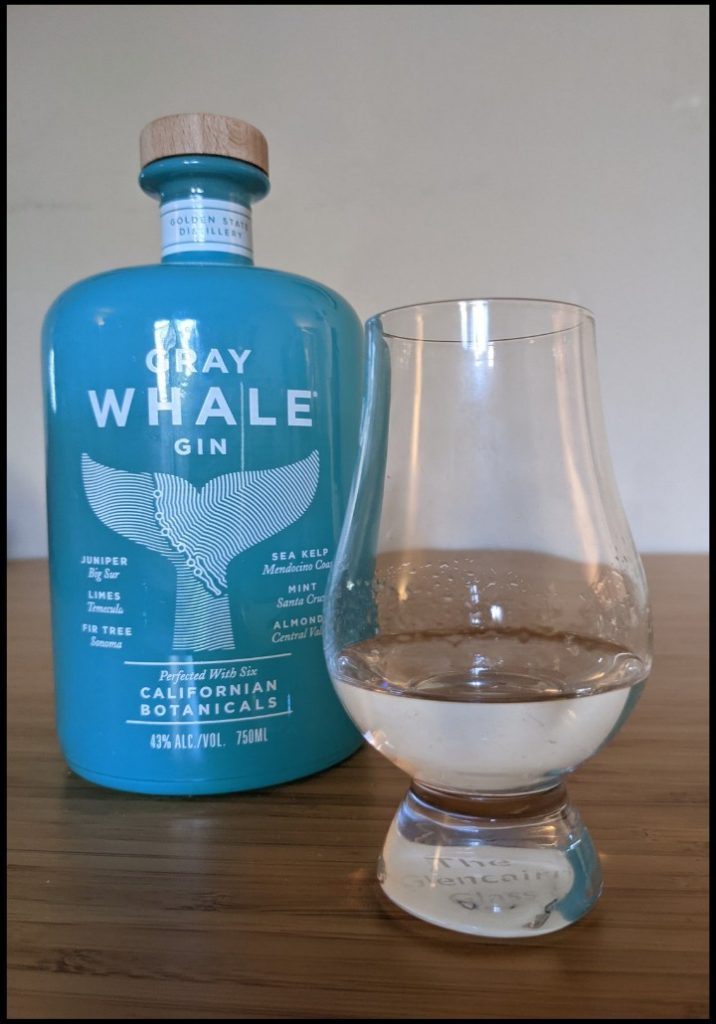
8, 4, 708, 557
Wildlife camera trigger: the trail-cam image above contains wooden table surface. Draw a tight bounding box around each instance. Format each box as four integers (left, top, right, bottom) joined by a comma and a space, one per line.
7, 556, 709, 1020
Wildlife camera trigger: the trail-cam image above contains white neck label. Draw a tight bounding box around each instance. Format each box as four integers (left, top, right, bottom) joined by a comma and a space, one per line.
160, 198, 253, 258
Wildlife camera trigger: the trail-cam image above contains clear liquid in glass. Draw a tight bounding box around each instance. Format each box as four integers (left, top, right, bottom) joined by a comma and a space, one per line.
335, 629, 647, 794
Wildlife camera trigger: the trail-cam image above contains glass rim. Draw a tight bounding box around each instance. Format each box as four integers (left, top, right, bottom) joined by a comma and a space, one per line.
367, 297, 595, 344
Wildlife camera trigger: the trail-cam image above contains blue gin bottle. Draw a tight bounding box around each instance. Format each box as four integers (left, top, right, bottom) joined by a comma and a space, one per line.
42, 114, 364, 794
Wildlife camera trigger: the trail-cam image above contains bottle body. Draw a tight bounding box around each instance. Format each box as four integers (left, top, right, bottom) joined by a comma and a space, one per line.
43, 262, 364, 794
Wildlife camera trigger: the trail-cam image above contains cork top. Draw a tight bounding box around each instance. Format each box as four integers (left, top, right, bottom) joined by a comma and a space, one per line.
140, 114, 269, 175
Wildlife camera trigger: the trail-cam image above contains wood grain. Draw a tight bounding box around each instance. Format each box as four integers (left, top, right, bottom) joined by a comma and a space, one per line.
139, 114, 268, 173
7, 556, 708, 1019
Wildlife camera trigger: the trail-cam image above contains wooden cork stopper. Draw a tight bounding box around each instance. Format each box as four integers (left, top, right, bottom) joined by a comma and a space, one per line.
140, 114, 269, 175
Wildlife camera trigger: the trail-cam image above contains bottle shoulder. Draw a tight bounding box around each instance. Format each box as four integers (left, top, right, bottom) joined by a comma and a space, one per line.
251, 265, 360, 318
44, 263, 362, 331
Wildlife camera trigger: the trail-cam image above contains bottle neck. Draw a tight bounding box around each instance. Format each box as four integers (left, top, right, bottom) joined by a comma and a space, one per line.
139, 155, 270, 266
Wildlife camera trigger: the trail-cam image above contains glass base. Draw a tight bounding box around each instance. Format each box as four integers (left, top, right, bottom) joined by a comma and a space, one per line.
379, 783, 602, 938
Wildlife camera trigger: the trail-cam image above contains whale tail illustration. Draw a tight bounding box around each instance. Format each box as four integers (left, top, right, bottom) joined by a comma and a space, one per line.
81, 451, 320, 651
